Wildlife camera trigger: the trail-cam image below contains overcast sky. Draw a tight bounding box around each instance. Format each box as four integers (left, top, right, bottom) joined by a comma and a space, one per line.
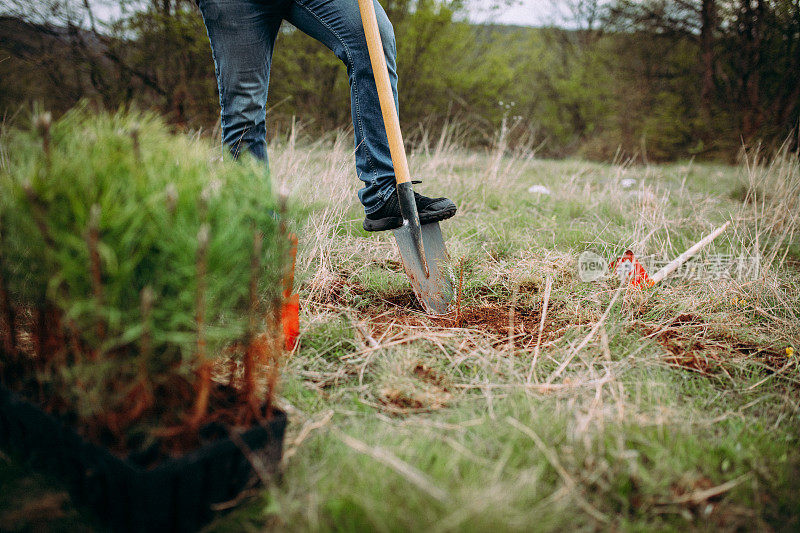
468, 0, 567, 26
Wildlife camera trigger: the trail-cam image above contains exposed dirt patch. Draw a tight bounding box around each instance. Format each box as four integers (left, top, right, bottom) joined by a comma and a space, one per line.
441, 305, 541, 337
316, 276, 367, 307
375, 290, 424, 311
377, 359, 452, 413
656, 332, 723, 374
378, 385, 450, 412
312, 274, 574, 350
412, 362, 451, 392
377, 259, 404, 272
378, 389, 427, 410
638, 313, 788, 375
361, 288, 568, 348
659, 475, 759, 529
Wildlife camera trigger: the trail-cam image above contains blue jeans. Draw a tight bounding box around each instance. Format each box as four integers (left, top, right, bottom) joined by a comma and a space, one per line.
197, 0, 399, 214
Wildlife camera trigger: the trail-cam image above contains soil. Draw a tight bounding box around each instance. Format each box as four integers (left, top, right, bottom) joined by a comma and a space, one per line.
365, 288, 568, 350
639, 313, 788, 375
323, 274, 794, 384
3, 336, 277, 465
2, 377, 271, 469
317, 274, 568, 348
377, 361, 453, 413
412, 363, 450, 392
327, 274, 792, 383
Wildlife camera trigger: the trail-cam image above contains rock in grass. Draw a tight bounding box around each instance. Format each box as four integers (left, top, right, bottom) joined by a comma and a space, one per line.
527, 184, 551, 195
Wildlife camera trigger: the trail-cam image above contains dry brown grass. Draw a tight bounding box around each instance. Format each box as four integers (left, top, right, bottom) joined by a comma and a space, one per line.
268, 125, 799, 399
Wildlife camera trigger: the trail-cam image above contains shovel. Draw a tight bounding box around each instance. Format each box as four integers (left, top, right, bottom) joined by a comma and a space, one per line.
357, 0, 454, 315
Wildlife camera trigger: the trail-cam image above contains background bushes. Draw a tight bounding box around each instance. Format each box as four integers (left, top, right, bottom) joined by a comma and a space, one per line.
0, 0, 798, 160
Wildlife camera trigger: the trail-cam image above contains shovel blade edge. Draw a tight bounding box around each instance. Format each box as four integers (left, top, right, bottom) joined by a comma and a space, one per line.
393, 222, 455, 315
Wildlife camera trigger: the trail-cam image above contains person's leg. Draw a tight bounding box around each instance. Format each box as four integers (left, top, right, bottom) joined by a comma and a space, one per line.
285, 0, 398, 214
197, 0, 286, 161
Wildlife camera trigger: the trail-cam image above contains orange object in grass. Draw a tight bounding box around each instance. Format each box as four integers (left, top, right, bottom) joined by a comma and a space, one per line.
609, 250, 653, 288
282, 293, 300, 351
281, 233, 300, 351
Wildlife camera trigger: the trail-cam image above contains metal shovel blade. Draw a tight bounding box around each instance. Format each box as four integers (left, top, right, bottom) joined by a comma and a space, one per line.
393, 221, 455, 315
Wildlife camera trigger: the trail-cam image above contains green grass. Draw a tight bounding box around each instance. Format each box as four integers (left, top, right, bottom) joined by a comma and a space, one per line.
2, 131, 799, 531
227, 137, 799, 531
216, 370, 800, 531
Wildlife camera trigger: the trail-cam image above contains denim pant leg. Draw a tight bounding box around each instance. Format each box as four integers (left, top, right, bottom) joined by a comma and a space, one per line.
197, 0, 286, 161
286, 0, 399, 214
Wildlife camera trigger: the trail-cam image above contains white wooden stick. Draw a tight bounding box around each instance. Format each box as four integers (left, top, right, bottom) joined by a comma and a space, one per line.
527, 275, 552, 384
650, 221, 730, 285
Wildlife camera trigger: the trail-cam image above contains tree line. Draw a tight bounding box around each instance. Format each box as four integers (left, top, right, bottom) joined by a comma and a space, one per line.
1, 0, 798, 161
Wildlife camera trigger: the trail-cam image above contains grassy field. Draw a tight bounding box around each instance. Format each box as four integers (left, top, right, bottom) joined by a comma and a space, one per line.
3, 127, 800, 531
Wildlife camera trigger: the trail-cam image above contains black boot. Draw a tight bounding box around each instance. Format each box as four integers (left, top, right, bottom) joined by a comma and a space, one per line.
363, 181, 457, 232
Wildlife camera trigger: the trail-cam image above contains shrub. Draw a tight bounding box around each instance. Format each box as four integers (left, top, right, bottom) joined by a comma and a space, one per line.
0, 106, 295, 453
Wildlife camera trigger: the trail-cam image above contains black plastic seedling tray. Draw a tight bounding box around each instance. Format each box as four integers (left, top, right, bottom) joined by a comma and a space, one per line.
0, 384, 287, 532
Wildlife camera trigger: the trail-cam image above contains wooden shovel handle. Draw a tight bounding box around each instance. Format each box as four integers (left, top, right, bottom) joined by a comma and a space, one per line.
357, 0, 411, 185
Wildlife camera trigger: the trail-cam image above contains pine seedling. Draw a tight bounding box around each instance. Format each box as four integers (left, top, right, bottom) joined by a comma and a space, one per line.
189, 224, 210, 429
0, 106, 297, 452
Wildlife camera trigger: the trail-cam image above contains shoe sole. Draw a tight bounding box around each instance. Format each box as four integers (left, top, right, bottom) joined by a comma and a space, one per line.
363, 207, 457, 232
